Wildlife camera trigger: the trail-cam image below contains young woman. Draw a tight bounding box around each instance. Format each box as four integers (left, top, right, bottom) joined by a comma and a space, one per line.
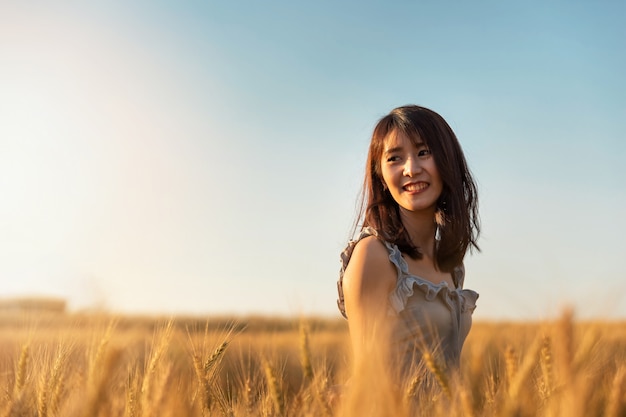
337, 105, 480, 382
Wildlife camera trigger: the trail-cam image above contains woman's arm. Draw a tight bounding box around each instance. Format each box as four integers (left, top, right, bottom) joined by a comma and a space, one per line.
341, 236, 396, 367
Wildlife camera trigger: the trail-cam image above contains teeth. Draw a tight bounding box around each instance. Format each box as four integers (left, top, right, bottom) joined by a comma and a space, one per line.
404, 183, 427, 191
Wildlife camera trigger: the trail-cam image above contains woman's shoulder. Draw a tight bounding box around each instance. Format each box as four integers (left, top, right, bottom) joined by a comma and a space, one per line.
338, 229, 395, 318
352, 234, 389, 259
340, 227, 391, 274
342, 235, 396, 292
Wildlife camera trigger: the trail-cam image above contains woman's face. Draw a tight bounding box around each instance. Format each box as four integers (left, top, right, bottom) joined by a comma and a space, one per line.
379, 130, 443, 214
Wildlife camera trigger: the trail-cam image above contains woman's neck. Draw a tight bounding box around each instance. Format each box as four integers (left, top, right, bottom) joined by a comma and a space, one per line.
399, 207, 437, 258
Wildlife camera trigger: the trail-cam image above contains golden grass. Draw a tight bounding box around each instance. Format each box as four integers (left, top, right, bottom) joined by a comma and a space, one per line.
0, 310, 624, 416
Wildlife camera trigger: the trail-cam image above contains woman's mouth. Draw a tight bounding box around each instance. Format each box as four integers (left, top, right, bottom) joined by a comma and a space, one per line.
403, 182, 428, 192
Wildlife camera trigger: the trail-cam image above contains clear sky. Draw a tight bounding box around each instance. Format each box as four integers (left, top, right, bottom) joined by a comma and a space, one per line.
1, 1, 625, 320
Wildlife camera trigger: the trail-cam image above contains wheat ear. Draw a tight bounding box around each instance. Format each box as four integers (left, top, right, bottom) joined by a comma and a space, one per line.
605, 366, 626, 417
299, 322, 313, 383
423, 351, 451, 398
262, 356, 285, 417
508, 337, 541, 400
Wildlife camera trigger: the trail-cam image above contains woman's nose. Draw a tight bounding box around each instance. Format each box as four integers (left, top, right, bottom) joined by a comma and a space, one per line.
403, 157, 422, 177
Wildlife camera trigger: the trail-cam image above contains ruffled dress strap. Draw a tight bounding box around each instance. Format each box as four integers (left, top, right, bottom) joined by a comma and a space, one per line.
387, 261, 478, 314
337, 229, 478, 319
453, 264, 466, 289
337, 227, 406, 318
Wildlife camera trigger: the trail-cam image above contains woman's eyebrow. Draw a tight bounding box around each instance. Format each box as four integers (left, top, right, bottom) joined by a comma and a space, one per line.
383, 146, 403, 155
383, 141, 425, 155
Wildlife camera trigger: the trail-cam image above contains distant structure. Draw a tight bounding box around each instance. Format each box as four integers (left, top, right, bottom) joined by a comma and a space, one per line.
0, 297, 66, 314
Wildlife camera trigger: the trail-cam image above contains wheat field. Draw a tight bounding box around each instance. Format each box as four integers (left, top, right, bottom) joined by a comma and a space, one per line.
0, 309, 624, 417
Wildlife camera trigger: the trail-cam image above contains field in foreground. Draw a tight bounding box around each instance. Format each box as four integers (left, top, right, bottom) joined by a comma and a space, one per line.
0, 311, 625, 417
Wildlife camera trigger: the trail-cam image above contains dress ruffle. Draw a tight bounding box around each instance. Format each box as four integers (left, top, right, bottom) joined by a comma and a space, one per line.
337, 227, 478, 318
388, 275, 479, 314
337, 227, 379, 318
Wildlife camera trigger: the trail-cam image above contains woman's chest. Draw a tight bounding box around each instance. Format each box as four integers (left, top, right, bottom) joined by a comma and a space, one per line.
401, 256, 456, 288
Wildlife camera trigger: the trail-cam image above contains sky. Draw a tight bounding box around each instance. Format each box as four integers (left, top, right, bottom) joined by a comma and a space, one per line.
1, 1, 625, 320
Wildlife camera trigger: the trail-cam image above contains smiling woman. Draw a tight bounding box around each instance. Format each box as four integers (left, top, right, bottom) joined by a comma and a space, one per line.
336, 105, 481, 400
380, 130, 443, 218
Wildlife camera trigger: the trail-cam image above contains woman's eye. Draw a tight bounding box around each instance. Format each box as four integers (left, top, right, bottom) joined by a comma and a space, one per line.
418, 149, 432, 157
386, 156, 401, 162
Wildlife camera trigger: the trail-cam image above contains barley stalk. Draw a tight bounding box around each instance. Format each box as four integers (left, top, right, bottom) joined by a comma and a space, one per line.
13, 344, 30, 398
89, 320, 116, 381
83, 348, 122, 417
605, 366, 626, 417
555, 308, 574, 382
574, 327, 599, 373
314, 375, 333, 417
192, 352, 212, 412
191, 331, 231, 414
204, 339, 230, 378
423, 351, 451, 398
1, 310, 624, 417
125, 367, 140, 417
262, 356, 284, 417
405, 372, 422, 401
508, 337, 541, 400
459, 384, 476, 417
145, 362, 172, 416
38, 344, 71, 417
539, 335, 553, 400
243, 377, 254, 417
141, 320, 173, 410
299, 322, 313, 383
213, 378, 235, 417
504, 345, 518, 388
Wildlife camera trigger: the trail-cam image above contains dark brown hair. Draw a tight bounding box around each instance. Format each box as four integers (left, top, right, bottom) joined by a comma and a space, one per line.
356, 105, 480, 271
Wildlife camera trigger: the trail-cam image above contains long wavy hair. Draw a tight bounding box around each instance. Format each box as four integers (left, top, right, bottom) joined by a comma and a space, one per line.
355, 105, 480, 272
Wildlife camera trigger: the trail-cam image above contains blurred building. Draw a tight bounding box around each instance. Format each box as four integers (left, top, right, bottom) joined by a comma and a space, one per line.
0, 297, 66, 314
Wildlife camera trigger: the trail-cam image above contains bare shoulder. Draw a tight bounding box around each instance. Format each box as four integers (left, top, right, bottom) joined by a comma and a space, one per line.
349, 235, 392, 267
342, 236, 396, 297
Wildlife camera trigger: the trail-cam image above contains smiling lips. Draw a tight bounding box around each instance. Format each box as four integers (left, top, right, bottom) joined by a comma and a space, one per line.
403, 182, 429, 192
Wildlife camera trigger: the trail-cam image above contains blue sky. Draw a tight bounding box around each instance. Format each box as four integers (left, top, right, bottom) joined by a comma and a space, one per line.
1, 1, 624, 319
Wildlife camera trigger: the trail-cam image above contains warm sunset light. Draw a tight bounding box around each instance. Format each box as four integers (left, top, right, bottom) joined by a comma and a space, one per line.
1, 2, 624, 321
2, 3, 625, 416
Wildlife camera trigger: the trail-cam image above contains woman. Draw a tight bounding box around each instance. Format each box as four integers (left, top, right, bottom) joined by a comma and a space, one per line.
337, 105, 480, 385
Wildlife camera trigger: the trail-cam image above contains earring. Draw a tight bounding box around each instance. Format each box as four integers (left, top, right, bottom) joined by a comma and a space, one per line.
435, 224, 441, 242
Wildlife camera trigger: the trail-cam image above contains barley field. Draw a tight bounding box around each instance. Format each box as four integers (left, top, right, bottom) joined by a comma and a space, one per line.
0, 309, 624, 417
